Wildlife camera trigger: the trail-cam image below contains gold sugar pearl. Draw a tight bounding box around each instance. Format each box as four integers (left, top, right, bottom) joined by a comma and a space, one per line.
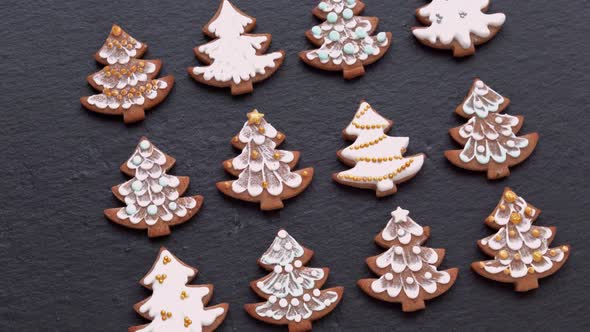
549, 249, 557, 257
531, 229, 541, 238
533, 251, 543, 262
138, 61, 145, 67
167, 312, 172, 318
126, 44, 133, 49
262, 181, 268, 189
494, 234, 502, 241
184, 317, 192, 327
510, 212, 522, 225
562, 246, 569, 252
503, 268, 511, 275
251, 150, 259, 160
504, 190, 517, 203
258, 126, 265, 134
107, 42, 114, 48
121, 39, 127, 46
514, 253, 521, 260
486, 216, 495, 223
528, 266, 535, 274
525, 206, 534, 217
498, 250, 509, 260
111, 25, 122, 36
509, 230, 516, 237
180, 291, 188, 300
499, 204, 507, 211
276, 133, 283, 139
273, 152, 281, 160
302, 170, 309, 176
163, 256, 171, 264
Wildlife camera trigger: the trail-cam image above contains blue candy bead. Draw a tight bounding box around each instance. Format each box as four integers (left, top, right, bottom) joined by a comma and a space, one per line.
329, 31, 340, 41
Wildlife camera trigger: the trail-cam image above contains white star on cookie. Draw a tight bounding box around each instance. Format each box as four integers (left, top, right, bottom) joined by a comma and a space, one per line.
391, 207, 409, 223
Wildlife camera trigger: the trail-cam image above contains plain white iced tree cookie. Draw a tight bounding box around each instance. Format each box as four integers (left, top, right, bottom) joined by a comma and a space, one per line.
129, 248, 228, 332
412, 0, 506, 57
189, 0, 284, 95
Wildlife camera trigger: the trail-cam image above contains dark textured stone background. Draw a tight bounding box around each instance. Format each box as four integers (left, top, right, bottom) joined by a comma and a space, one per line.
1, 0, 588, 330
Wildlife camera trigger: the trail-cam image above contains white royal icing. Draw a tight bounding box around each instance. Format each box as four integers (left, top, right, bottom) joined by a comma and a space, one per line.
306, 0, 389, 65
336, 102, 424, 194
98, 32, 143, 65
457, 80, 529, 165
136, 249, 225, 332
413, 0, 505, 49
479, 193, 566, 279
91, 59, 157, 90
87, 79, 167, 110
116, 139, 196, 226
192, 0, 283, 84
371, 208, 451, 299
254, 230, 339, 322
231, 113, 302, 197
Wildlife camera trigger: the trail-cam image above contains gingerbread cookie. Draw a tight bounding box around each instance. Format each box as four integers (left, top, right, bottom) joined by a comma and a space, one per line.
104, 138, 203, 237
472, 188, 571, 292
129, 248, 228, 332
358, 207, 458, 312
188, 0, 285, 95
81, 25, 174, 123
245, 230, 343, 332
300, 0, 391, 79
333, 101, 424, 197
412, 0, 506, 57
216, 110, 314, 210
445, 79, 538, 179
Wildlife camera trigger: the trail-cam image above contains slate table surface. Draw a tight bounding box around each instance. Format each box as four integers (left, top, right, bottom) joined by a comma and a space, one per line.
1, 0, 588, 330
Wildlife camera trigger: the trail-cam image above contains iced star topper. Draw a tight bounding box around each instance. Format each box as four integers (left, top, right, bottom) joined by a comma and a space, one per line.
247, 109, 265, 125
391, 207, 409, 222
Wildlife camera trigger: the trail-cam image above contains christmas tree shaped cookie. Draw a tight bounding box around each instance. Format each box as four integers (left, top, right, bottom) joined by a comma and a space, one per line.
245, 230, 343, 332
81, 25, 174, 123
333, 101, 425, 197
105, 138, 203, 237
129, 248, 228, 332
300, 0, 391, 79
445, 79, 538, 179
216, 110, 314, 210
412, 0, 506, 57
188, 0, 285, 95
472, 188, 570, 292
358, 207, 458, 312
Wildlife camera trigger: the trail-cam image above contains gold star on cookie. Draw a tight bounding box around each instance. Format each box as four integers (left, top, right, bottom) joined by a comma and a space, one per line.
247, 109, 264, 125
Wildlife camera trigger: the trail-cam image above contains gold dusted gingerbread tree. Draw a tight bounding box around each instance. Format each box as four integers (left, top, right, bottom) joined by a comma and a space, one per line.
81, 25, 174, 123
472, 188, 570, 291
